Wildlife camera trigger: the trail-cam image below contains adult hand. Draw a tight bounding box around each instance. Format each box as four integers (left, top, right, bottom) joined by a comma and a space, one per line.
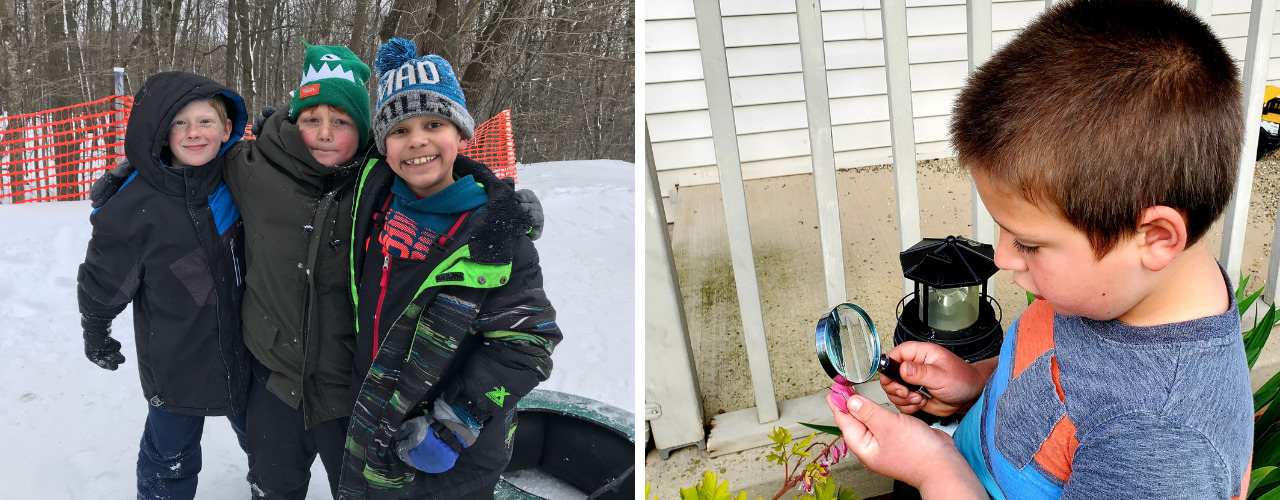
880, 341, 992, 417
826, 390, 985, 499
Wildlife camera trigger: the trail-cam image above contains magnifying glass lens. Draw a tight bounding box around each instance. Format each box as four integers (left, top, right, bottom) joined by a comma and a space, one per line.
817, 303, 931, 398
834, 305, 877, 383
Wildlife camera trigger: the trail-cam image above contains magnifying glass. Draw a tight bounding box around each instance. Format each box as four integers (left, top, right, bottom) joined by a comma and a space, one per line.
815, 303, 932, 399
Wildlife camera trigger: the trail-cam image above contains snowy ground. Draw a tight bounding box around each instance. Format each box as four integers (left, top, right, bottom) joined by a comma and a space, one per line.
0, 160, 635, 499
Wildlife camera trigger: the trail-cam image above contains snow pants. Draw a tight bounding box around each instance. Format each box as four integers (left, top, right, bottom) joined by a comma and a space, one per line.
245, 360, 348, 500
137, 405, 248, 500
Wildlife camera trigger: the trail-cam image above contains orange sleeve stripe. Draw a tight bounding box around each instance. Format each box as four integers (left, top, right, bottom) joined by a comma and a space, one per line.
1033, 414, 1079, 483
1012, 300, 1056, 379
1233, 457, 1252, 500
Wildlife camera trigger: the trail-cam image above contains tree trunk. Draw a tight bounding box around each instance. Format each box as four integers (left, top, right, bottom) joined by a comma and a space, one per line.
224, 0, 238, 86
350, 0, 370, 62
377, 0, 416, 46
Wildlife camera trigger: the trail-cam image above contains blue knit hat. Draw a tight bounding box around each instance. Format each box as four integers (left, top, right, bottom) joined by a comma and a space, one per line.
372, 38, 474, 155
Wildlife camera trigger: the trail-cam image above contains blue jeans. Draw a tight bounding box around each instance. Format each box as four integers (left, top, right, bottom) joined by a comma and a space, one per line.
137, 406, 248, 500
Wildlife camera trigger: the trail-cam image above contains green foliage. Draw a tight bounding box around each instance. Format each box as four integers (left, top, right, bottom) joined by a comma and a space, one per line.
1241, 276, 1280, 500
1026, 291, 1035, 306
677, 472, 750, 500
657, 427, 860, 500
794, 480, 859, 500
799, 422, 842, 437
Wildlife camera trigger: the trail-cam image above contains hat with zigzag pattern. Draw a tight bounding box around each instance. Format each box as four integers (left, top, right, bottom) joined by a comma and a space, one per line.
289, 41, 372, 148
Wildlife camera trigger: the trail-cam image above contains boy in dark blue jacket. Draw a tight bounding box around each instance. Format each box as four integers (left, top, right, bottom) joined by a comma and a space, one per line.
77, 71, 252, 500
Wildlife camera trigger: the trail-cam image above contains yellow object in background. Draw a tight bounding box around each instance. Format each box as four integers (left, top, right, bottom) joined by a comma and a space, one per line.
1263, 85, 1280, 124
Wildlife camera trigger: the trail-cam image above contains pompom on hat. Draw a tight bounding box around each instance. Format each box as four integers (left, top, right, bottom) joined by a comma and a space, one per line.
372, 38, 475, 155
288, 41, 372, 147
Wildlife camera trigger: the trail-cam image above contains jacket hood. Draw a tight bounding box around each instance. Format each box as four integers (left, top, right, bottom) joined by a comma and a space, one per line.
125, 72, 246, 195
256, 110, 373, 191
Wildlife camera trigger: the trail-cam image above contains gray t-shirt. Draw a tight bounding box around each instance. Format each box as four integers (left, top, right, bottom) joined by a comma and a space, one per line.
954, 272, 1252, 499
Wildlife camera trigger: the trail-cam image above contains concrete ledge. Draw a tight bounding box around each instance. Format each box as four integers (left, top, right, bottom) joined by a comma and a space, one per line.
707, 381, 890, 457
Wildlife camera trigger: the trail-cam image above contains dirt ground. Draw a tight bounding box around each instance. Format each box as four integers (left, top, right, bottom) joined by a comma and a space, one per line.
668, 152, 1280, 425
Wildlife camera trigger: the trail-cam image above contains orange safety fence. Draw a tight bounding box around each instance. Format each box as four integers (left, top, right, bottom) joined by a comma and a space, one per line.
0, 100, 516, 204
0, 95, 132, 203
461, 109, 517, 181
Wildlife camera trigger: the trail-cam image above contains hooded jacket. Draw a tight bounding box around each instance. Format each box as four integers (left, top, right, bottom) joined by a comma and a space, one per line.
339, 155, 561, 499
223, 110, 375, 427
77, 72, 251, 416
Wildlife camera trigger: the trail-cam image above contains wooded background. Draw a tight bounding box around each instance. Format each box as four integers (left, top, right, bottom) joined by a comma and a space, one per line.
0, 0, 635, 162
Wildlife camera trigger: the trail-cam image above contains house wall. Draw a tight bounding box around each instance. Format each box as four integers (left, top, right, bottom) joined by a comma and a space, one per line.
645, 0, 1279, 221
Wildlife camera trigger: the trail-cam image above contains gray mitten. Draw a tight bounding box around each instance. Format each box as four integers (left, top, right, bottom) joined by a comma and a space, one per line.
251, 106, 277, 137
515, 188, 544, 241
90, 160, 135, 208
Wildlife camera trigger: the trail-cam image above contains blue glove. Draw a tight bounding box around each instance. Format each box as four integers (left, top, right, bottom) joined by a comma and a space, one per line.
393, 401, 480, 473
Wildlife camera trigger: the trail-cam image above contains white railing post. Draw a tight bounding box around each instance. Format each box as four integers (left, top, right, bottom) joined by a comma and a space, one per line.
1221, 0, 1276, 281
645, 127, 708, 458
882, 0, 922, 296
967, 0, 995, 250
691, 0, 779, 423
1186, 0, 1214, 22
795, 0, 847, 308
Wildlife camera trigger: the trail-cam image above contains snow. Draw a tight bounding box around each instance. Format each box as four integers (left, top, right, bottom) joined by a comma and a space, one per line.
0, 159, 635, 499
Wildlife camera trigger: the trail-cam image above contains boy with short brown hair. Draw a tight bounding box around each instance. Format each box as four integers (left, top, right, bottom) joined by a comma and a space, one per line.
827, 1, 1254, 498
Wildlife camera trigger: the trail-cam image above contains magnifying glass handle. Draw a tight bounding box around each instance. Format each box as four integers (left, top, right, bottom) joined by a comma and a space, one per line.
879, 355, 933, 399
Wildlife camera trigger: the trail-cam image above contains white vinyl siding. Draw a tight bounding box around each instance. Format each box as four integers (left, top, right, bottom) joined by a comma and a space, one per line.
644, 0, 1280, 221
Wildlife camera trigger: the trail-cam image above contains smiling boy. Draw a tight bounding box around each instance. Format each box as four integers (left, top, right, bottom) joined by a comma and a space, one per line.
338, 39, 561, 500
826, 1, 1254, 498
78, 71, 251, 499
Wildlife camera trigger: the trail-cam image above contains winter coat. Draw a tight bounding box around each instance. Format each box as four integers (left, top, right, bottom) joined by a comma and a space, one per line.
77, 71, 251, 416
338, 155, 561, 499
223, 110, 376, 428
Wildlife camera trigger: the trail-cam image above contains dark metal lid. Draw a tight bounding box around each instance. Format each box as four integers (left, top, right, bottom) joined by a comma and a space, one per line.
899, 235, 998, 288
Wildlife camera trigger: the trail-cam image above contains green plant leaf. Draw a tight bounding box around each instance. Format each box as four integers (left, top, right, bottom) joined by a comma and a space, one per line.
1249, 466, 1280, 498
1258, 400, 1280, 442
1241, 286, 1266, 319
1256, 481, 1280, 500
680, 471, 737, 500
1246, 305, 1278, 369
647, 483, 654, 500
799, 422, 843, 437
1239, 274, 1252, 304
1026, 291, 1035, 306
1258, 432, 1280, 470
770, 427, 793, 446
1257, 369, 1280, 413
835, 488, 860, 500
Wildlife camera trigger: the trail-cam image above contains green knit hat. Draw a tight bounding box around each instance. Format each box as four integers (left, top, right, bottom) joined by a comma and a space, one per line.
289, 42, 372, 147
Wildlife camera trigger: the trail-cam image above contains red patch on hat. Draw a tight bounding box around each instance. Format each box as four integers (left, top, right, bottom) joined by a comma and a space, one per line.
300, 84, 320, 98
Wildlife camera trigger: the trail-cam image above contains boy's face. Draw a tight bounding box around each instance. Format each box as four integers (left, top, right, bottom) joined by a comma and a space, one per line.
974, 174, 1151, 323
297, 105, 360, 167
384, 115, 469, 198
167, 100, 232, 168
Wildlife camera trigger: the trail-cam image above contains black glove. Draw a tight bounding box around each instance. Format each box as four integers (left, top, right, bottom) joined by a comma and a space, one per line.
82, 314, 125, 371
251, 106, 277, 137
515, 188, 544, 241
89, 160, 135, 209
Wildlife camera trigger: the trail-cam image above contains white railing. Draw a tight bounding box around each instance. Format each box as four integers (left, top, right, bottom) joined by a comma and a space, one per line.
645, 0, 1280, 457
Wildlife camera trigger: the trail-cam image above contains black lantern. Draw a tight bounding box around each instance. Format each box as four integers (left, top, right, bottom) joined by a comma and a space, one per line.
894, 235, 1003, 363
